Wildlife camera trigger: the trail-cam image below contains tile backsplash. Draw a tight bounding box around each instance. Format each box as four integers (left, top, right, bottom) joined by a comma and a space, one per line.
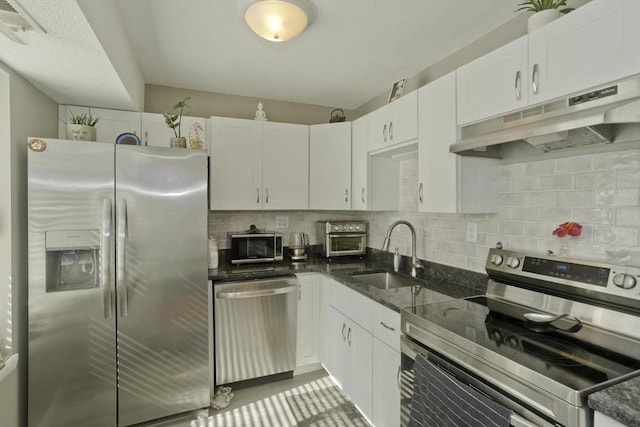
209, 146, 640, 273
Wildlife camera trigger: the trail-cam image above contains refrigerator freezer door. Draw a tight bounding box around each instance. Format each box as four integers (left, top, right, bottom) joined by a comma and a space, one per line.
115, 145, 209, 426
28, 139, 117, 427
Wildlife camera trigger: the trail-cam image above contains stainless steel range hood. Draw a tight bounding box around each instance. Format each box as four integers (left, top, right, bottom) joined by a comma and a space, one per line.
451, 76, 640, 155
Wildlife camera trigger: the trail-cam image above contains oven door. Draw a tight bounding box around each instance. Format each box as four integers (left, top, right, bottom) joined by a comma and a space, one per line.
400, 335, 554, 427
327, 233, 366, 257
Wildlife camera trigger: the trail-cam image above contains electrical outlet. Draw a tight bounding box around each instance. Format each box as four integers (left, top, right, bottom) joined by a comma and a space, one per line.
466, 221, 478, 243
275, 216, 289, 229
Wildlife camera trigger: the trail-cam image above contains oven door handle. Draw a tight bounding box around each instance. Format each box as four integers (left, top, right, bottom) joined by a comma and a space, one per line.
327, 233, 366, 238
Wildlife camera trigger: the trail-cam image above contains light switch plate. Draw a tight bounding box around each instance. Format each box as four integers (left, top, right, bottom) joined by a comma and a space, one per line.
275, 216, 289, 229
466, 221, 478, 243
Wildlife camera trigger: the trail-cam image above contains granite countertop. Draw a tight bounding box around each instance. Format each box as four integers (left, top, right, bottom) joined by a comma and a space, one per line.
208, 249, 487, 312
588, 376, 640, 427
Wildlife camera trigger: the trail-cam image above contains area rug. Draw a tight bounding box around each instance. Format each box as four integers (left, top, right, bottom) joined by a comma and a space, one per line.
286, 386, 370, 427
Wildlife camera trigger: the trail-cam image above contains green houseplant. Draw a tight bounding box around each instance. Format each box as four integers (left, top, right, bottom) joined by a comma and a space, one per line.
65, 111, 100, 141
517, 0, 573, 33
163, 96, 191, 148
516, 0, 573, 14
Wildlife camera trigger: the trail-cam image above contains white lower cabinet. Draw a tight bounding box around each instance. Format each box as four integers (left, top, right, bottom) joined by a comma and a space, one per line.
372, 303, 401, 427
295, 274, 321, 369
331, 306, 373, 419
372, 338, 401, 427
594, 411, 627, 427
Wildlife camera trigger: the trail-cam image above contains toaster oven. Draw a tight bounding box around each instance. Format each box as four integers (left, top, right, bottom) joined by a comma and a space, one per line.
317, 220, 367, 258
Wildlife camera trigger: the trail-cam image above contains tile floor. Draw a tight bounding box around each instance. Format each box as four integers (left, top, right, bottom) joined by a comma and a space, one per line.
146, 369, 371, 427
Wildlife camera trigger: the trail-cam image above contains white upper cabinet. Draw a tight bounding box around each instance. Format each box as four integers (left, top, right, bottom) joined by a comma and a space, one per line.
367, 90, 418, 152
141, 113, 207, 151
262, 122, 309, 210
309, 122, 352, 210
528, 0, 640, 106
351, 116, 368, 211
457, 0, 640, 126
419, 71, 499, 213
456, 36, 529, 126
209, 117, 309, 210
59, 105, 140, 144
210, 117, 263, 210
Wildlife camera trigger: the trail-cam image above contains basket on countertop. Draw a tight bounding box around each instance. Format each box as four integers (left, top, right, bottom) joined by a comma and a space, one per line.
329, 108, 346, 123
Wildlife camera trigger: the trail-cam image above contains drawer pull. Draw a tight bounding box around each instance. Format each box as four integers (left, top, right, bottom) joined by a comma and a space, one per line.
380, 321, 395, 331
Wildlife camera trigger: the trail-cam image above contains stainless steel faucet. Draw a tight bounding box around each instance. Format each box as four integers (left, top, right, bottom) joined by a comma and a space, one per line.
382, 220, 424, 278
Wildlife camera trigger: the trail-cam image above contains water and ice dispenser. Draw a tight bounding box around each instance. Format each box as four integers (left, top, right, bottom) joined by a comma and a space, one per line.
45, 229, 100, 292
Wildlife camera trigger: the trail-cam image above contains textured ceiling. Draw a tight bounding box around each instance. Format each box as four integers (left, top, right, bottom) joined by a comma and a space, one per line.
0, 0, 587, 111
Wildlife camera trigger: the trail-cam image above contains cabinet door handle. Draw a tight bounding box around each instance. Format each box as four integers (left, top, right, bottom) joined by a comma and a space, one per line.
419, 182, 423, 204
380, 321, 395, 331
514, 70, 521, 100
361, 187, 365, 204
383, 124, 387, 142
345, 188, 349, 203
347, 327, 352, 346
144, 131, 148, 146
397, 365, 401, 390
389, 121, 393, 141
256, 188, 260, 204
531, 63, 539, 94
342, 323, 346, 341
265, 188, 269, 204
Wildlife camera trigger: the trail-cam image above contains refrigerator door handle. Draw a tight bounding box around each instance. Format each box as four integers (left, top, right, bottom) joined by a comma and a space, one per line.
117, 199, 129, 317
102, 199, 113, 319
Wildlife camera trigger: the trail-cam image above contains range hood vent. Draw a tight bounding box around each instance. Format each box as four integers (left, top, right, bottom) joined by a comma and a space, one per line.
451, 77, 640, 155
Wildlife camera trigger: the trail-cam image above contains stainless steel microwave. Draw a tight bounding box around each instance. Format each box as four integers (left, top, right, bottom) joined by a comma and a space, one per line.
317, 220, 367, 258
228, 230, 283, 264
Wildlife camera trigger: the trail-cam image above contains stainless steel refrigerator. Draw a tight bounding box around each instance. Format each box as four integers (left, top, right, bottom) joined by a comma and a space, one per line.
27, 138, 210, 427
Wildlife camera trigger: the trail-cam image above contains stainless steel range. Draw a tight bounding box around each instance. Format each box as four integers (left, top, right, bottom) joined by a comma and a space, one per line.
401, 248, 640, 427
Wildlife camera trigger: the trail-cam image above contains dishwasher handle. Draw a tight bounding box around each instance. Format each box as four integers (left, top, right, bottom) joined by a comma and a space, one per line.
216, 284, 298, 299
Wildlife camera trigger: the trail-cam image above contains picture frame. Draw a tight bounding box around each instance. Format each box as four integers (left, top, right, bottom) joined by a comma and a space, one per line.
388, 77, 407, 103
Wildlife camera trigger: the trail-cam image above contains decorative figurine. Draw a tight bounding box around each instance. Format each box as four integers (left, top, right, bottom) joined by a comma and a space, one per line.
188, 122, 204, 149
254, 101, 268, 121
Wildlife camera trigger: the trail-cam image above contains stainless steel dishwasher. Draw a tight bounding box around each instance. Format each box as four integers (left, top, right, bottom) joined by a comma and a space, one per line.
214, 276, 298, 385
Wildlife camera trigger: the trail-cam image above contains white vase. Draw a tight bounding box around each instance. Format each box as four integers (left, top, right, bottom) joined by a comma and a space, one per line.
66, 124, 96, 141
170, 136, 186, 148
527, 9, 562, 33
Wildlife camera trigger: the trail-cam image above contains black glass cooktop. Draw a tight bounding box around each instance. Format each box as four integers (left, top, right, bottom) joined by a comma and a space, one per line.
407, 296, 640, 391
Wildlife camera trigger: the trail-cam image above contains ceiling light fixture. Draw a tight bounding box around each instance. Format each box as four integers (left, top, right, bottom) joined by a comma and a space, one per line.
242, 0, 311, 42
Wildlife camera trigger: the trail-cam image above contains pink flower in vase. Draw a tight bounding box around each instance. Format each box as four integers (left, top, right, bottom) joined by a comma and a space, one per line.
552, 222, 582, 256
552, 222, 582, 238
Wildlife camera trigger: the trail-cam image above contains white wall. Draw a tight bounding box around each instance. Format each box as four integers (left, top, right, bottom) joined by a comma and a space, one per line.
0, 61, 58, 427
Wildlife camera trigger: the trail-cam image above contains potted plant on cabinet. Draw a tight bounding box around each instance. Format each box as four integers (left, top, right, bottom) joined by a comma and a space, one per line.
163, 96, 191, 148
516, 0, 573, 32
65, 111, 100, 141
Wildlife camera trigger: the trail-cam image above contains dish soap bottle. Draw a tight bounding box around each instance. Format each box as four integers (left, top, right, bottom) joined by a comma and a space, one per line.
208, 237, 219, 269
393, 248, 400, 272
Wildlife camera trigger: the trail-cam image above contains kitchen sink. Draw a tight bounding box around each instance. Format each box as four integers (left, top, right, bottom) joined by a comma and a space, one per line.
352, 271, 412, 290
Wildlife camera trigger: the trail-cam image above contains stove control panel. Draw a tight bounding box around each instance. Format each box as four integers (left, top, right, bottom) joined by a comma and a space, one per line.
486, 248, 640, 303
